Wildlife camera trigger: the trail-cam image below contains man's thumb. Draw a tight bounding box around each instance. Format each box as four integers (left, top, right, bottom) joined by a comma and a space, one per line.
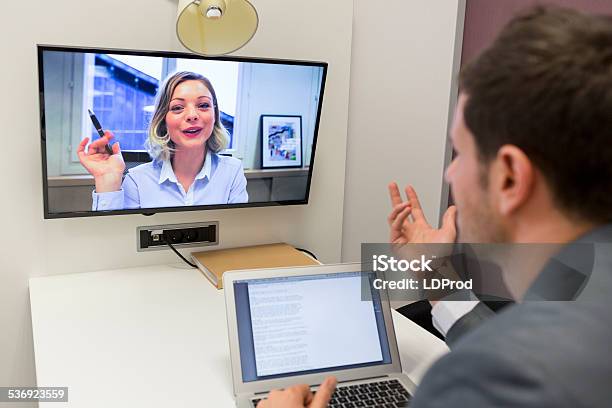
441, 205, 457, 231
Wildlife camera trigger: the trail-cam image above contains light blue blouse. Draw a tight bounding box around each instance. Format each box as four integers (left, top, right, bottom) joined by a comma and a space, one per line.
92, 151, 248, 211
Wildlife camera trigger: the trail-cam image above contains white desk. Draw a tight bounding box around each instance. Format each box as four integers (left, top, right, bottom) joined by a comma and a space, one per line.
30, 265, 449, 407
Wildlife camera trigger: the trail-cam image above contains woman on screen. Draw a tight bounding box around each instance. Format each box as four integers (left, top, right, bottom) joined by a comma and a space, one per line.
77, 71, 248, 211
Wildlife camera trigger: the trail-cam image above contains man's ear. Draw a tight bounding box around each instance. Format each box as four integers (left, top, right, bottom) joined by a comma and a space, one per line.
492, 145, 535, 216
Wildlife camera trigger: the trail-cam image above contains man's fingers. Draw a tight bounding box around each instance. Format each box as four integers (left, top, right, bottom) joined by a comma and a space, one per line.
405, 185, 428, 223
309, 377, 337, 408
388, 182, 403, 207
441, 205, 457, 232
112, 141, 121, 155
387, 202, 411, 226
405, 185, 423, 210
259, 385, 311, 407
288, 384, 312, 404
285, 384, 311, 398
391, 206, 412, 231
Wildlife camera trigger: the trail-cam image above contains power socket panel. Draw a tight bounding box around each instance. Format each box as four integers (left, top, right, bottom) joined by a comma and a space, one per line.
137, 221, 219, 252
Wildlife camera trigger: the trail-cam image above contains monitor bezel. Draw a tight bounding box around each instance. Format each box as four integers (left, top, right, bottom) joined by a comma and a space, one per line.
37, 44, 328, 219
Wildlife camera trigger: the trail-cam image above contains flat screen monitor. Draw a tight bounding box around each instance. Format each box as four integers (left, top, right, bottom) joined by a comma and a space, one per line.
38, 45, 327, 219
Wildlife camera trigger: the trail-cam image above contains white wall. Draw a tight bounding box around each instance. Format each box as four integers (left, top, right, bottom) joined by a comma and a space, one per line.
0, 0, 353, 397
342, 1, 462, 261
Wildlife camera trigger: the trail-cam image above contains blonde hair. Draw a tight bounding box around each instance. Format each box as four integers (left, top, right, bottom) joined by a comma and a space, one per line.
146, 71, 229, 161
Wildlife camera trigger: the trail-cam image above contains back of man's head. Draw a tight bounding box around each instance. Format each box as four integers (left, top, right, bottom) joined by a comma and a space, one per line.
460, 6, 612, 224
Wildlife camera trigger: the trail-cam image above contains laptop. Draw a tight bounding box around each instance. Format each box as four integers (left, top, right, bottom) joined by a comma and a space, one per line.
223, 262, 416, 407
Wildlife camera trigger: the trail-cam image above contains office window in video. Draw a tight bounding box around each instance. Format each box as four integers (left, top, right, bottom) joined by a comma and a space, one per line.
89, 54, 159, 152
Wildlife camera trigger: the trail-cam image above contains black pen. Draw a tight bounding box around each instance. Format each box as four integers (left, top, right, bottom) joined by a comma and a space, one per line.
88, 109, 114, 155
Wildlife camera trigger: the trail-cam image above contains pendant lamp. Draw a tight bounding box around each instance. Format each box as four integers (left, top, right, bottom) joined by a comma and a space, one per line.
176, 0, 259, 56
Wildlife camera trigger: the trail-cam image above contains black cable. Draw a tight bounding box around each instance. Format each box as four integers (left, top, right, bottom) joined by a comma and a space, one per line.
163, 235, 197, 268
295, 247, 318, 260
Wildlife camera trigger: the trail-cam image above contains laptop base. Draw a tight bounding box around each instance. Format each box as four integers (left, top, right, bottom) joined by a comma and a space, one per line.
236, 372, 416, 408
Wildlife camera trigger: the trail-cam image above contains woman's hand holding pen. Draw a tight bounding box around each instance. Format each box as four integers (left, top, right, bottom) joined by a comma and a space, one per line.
77, 131, 125, 193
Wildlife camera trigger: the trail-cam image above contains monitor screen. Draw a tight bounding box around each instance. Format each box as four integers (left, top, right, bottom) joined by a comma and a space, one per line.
38, 45, 327, 218
233, 272, 392, 382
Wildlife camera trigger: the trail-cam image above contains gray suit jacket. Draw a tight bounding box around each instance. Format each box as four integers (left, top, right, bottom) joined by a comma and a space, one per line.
411, 225, 612, 407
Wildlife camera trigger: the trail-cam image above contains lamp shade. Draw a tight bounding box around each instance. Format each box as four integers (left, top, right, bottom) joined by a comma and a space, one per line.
176, 0, 259, 56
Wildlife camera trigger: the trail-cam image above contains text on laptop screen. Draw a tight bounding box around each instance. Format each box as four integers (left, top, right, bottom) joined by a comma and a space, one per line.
233, 272, 392, 382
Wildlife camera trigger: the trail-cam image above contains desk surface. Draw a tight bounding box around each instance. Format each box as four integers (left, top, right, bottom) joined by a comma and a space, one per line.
30, 265, 448, 408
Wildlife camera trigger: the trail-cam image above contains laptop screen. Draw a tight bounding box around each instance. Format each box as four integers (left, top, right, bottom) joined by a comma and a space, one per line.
233, 272, 392, 382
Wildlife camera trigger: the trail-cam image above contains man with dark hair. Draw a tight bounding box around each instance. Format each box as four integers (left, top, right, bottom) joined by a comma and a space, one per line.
260, 6, 612, 407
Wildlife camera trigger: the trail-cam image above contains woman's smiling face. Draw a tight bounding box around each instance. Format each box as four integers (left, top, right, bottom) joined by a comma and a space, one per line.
165, 79, 215, 152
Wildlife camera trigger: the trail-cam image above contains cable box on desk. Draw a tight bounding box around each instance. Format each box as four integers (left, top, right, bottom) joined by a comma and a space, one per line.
191, 243, 319, 289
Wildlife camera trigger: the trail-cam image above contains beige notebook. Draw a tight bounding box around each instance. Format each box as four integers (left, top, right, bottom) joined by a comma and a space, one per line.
191, 243, 319, 289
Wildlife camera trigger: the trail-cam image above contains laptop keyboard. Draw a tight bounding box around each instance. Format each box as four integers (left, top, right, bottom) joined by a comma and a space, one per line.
251, 378, 411, 407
